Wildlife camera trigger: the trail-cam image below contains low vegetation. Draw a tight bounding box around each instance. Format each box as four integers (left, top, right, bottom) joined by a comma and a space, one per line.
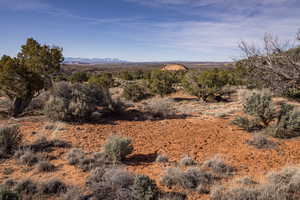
123, 83, 149, 102
233, 92, 300, 138
182, 69, 237, 102
211, 166, 300, 200
103, 135, 133, 163
44, 82, 106, 122
0, 125, 22, 158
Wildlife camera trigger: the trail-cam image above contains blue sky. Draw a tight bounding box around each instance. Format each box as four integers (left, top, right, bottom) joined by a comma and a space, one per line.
0, 0, 299, 61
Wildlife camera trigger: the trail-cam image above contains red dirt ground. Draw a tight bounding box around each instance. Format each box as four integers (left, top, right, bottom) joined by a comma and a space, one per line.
2, 113, 300, 199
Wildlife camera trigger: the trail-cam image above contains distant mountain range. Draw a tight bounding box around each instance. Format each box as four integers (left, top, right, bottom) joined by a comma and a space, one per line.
64, 57, 128, 64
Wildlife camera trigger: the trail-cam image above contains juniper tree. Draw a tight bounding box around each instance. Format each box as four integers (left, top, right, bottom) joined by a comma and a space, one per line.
0, 38, 63, 116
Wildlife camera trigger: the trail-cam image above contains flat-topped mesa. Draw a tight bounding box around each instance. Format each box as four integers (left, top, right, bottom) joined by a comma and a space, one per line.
161, 64, 188, 71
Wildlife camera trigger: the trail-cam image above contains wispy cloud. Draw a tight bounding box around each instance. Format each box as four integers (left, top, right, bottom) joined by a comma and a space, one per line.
0, 0, 140, 25
122, 0, 300, 60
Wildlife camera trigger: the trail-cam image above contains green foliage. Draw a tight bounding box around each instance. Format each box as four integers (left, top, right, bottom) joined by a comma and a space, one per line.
0, 38, 63, 117
243, 93, 276, 127
118, 70, 146, 81
284, 88, 300, 101
44, 82, 105, 122
123, 83, 148, 102
231, 116, 263, 132
132, 175, 158, 200
147, 70, 176, 96
103, 136, 133, 163
69, 72, 89, 83
182, 69, 236, 102
233, 93, 300, 139
0, 126, 22, 158
269, 104, 300, 138
88, 73, 114, 89
0, 186, 19, 200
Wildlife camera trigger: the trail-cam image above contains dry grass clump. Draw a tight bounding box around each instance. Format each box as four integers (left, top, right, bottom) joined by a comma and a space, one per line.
15, 179, 38, 195
160, 167, 215, 194
246, 134, 277, 149
0, 125, 22, 158
66, 149, 111, 171
61, 187, 86, 200
202, 156, 235, 177
36, 160, 56, 172
236, 176, 257, 186
144, 99, 176, 119
211, 166, 300, 200
158, 192, 187, 200
66, 148, 85, 165
179, 155, 196, 166
86, 167, 168, 200
39, 178, 67, 195
156, 154, 169, 163
16, 149, 41, 166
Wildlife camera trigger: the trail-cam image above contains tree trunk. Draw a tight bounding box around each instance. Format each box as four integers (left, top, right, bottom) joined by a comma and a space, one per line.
11, 95, 33, 117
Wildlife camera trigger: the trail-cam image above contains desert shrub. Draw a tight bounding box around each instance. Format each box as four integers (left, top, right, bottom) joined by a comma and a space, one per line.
147, 70, 176, 96
236, 176, 257, 185
210, 186, 260, 200
0, 186, 19, 200
123, 83, 148, 102
61, 187, 85, 200
15, 179, 38, 195
103, 136, 133, 163
179, 156, 196, 166
86, 167, 106, 186
156, 154, 169, 163
231, 116, 263, 132
160, 167, 182, 188
88, 73, 114, 89
44, 82, 105, 122
118, 70, 146, 81
158, 192, 187, 200
246, 134, 277, 149
284, 88, 300, 101
39, 178, 67, 194
211, 166, 300, 200
182, 69, 236, 102
268, 104, 300, 138
66, 148, 85, 165
18, 149, 40, 166
119, 71, 135, 81
233, 93, 300, 138
0, 125, 22, 158
243, 93, 276, 127
103, 169, 135, 189
161, 167, 215, 193
69, 72, 89, 83
115, 188, 134, 200
144, 99, 175, 119
0, 38, 63, 117
36, 161, 56, 172
202, 156, 235, 177
132, 175, 159, 200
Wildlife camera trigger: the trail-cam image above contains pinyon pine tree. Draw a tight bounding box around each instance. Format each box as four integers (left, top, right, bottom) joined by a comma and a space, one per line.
0, 38, 63, 116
